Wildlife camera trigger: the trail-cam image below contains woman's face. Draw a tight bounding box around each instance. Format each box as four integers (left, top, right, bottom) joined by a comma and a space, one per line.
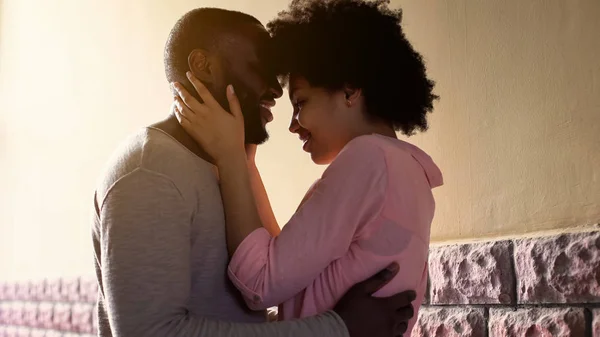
287, 75, 360, 165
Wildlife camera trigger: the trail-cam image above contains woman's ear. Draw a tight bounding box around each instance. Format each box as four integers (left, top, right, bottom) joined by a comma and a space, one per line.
344, 85, 362, 107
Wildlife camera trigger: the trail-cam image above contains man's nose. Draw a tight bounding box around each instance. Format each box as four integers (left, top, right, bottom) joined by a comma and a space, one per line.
268, 77, 284, 99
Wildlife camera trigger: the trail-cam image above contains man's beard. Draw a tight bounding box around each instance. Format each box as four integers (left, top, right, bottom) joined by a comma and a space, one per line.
242, 103, 269, 145
213, 77, 269, 145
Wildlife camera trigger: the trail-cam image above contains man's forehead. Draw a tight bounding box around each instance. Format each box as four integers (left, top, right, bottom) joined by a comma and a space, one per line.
218, 24, 271, 59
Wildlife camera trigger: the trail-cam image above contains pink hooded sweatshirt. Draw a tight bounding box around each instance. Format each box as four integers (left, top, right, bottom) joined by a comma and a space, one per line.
228, 134, 443, 334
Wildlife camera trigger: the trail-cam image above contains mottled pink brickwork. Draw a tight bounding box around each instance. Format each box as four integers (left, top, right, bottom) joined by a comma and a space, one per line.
489, 307, 585, 337
71, 303, 94, 334
593, 309, 600, 337
429, 240, 514, 304
2, 230, 598, 337
412, 307, 485, 337
515, 231, 600, 304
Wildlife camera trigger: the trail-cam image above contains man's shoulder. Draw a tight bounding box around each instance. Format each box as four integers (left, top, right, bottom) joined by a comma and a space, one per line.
95, 128, 214, 199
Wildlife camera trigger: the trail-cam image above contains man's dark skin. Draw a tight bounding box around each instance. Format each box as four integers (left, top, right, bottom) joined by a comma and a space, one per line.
154, 21, 416, 337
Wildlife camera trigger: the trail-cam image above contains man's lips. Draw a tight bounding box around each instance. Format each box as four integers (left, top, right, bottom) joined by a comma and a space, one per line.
259, 105, 273, 123
259, 100, 276, 123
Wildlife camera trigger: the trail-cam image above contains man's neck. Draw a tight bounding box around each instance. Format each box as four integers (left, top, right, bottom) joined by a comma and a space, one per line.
150, 114, 215, 164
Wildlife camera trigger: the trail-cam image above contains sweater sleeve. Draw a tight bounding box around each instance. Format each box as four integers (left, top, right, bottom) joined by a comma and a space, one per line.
98, 168, 349, 337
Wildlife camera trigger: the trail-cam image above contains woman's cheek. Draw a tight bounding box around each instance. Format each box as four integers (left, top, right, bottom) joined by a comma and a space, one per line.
297, 111, 311, 129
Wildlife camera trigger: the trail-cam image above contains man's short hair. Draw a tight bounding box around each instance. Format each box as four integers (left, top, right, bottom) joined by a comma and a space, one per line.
164, 8, 262, 83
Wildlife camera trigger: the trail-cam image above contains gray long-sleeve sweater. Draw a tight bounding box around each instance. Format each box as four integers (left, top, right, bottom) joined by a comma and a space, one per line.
91, 127, 349, 337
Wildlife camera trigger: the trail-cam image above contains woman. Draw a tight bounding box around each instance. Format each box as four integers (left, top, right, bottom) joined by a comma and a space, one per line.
173, 0, 441, 333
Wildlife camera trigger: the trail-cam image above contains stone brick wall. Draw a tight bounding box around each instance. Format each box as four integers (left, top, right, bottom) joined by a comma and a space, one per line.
0, 277, 97, 337
413, 229, 600, 337
2, 229, 598, 336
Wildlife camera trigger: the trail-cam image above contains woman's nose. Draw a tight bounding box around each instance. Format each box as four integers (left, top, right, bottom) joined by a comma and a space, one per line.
289, 114, 300, 134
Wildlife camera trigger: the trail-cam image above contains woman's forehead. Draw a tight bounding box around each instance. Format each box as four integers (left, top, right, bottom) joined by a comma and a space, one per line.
289, 75, 311, 97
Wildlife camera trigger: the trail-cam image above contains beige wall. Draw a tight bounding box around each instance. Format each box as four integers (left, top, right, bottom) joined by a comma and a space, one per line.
0, 0, 598, 280
397, 0, 600, 242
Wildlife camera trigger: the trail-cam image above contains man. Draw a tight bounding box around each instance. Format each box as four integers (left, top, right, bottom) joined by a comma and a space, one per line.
92, 8, 415, 337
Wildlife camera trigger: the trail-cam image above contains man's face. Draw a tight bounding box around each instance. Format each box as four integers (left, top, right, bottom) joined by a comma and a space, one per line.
211, 24, 283, 145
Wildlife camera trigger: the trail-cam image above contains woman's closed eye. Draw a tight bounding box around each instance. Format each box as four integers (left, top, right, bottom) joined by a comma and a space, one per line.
293, 99, 306, 111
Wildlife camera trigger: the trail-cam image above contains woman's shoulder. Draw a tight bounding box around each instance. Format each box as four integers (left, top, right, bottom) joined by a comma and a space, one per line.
323, 135, 391, 180
339, 134, 411, 161
344, 134, 443, 189
338, 134, 442, 187
344, 134, 436, 162
335, 135, 388, 166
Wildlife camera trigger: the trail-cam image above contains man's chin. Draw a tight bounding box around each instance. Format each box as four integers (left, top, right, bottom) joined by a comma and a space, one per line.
242, 109, 269, 144
245, 129, 269, 145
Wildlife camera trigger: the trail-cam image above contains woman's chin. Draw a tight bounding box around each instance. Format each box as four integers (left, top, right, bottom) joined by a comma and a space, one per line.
310, 151, 335, 165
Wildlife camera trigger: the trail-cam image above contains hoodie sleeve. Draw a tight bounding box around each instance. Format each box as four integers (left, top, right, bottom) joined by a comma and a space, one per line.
227, 137, 388, 310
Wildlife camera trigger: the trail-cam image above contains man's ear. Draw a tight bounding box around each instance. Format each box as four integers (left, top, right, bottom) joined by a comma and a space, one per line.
188, 49, 215, 84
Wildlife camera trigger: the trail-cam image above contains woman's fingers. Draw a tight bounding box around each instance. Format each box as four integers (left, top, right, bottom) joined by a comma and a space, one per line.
173, 97, 197, 132
226, 85, 243, 120
174, 96, 195, 120
172, 82, 206, 116
173, 103, 190, 127
186, 71, 220, 110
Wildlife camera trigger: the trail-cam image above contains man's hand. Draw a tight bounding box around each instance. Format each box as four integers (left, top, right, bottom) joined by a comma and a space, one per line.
334, 263, 416, 337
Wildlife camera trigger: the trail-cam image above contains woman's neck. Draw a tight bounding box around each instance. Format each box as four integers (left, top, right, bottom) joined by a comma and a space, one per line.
372, 124, 398, 139
355, 121, 398, 140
